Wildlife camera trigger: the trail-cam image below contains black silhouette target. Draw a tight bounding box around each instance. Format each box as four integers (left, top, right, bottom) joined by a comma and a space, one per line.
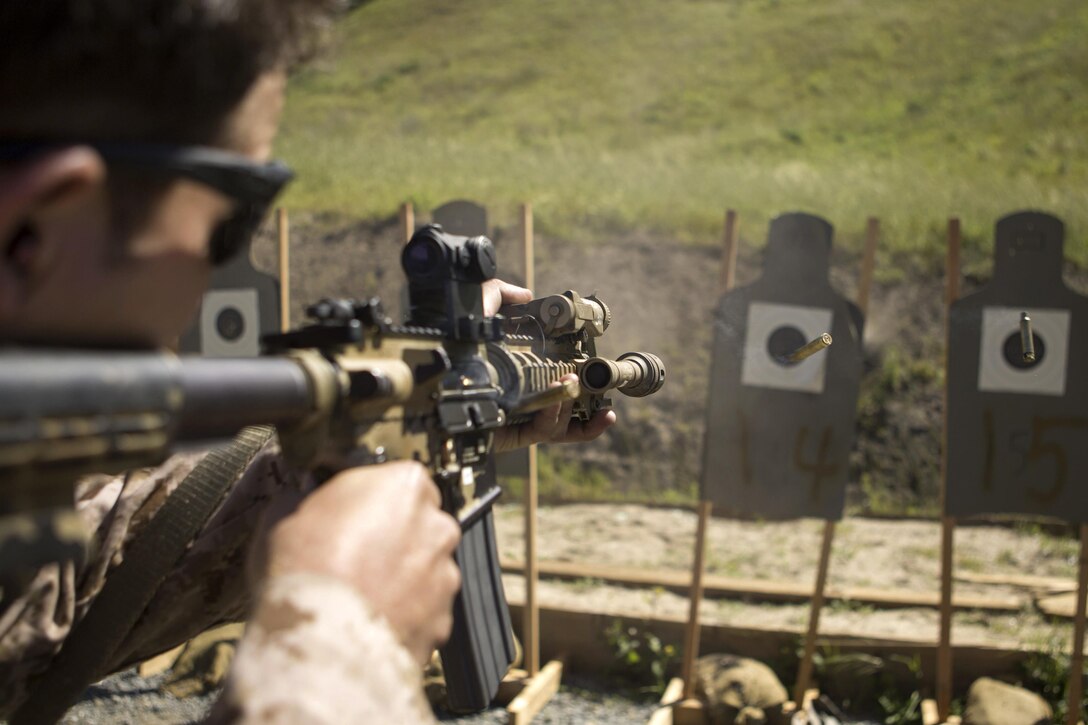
701, 213, 864, 521
946, 212, 1088, 521
432, 200, 488, 237
179, 239, 280, 357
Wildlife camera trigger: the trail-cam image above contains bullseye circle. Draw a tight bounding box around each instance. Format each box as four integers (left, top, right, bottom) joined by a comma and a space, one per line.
767, 325, 806, 367
215, 307, 246, 341
1002, 331, 1045, 370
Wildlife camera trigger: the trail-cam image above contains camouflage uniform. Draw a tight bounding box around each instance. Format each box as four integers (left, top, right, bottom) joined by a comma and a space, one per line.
208, 573, 435, 723
0, 440, 435, 722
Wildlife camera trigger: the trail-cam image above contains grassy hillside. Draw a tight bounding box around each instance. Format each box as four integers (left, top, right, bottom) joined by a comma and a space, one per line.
278, 0, 1088, 263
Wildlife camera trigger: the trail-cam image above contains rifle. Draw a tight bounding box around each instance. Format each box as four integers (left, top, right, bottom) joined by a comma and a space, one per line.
0, 224, 665, 712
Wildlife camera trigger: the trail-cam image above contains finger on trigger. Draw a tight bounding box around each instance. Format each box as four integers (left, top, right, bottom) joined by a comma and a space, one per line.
557, 396, 575, 434
538, 403, 561, 434
435, 512, 461, 555
400, 461, 441, 508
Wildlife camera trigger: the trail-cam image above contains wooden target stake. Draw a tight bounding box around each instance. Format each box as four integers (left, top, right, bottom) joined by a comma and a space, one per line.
793, 217, 879, 704
502, 202, 565, 725
793, 521, 835, 704
1067, 524, 1088, 725
277, 208, 290, 332
663, 211, 743, 725
400, 201, 415, 243
522, 202, 540, 677
680, 500, 714, 699
935, 217, 962, 722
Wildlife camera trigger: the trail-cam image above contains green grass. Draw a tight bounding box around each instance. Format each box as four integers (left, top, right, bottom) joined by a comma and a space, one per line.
277, 0, 1088, 263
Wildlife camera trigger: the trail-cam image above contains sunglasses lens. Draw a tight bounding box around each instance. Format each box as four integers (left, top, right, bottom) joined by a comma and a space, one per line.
209, 203, 268, 266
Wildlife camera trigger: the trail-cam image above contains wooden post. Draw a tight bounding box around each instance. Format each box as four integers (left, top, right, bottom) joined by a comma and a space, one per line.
525, 444, 539, 677
521, 202, 540, 677
720, 210, 739, 293
672, 212, 744, 713
522, 203, 535, 291
277, 208, 290, 332
857, 217, 879, 317
681, 501, 713, 699
400, 201, 415, 243
937, 519, 955, 719
937, 217, 962, 721
790, 216, 877, 705
1066, 524, 1088, 725
499, 202, 564, 723
794, 520, 836, 704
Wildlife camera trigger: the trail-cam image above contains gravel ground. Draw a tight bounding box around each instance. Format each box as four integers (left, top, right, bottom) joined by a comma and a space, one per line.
63, 669, 218, 724
437, 676, 657, 724
58, 503, 1085, 722
64, 670, 656, 724
495, 503, 1083, 650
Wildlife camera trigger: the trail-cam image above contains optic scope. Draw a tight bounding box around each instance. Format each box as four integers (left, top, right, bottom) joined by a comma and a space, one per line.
402, 224, 497, 284
402, 224, 501, 341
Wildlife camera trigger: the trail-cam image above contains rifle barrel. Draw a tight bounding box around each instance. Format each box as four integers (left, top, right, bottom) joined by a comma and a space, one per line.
177, 357, 316, 439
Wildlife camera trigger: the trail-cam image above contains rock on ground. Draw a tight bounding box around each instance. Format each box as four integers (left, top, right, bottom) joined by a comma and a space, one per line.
963, 677, 1052, 725
694, 654, 789, 725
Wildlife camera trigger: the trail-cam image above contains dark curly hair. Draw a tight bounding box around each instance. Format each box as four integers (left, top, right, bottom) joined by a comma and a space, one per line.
0, 0, 341, 144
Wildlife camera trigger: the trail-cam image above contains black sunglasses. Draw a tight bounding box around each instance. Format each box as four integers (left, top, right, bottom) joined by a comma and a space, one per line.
0, 141, 294, 266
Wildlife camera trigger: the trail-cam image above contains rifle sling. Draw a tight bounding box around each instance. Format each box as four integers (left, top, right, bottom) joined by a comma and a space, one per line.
13, 425, 275, 725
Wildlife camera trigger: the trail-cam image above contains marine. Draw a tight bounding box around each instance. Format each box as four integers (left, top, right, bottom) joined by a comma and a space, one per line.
0, 1, 613, 720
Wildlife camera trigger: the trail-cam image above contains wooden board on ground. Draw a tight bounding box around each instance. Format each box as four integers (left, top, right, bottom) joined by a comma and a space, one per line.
671, 698, 707, 725
648, 677, 685, 725
955, 571, 1075, 594
1035, 591, 1085, 618
921, 697, 940, 725
502, 599, 1033, 695
137, 643, 186, 678
798, 687, 820, 711
506, 660, 563, 725
499, 558, 1025, 614
495, 668, 530, 704
701, 213, 864, 521
946, 212, 1088, 522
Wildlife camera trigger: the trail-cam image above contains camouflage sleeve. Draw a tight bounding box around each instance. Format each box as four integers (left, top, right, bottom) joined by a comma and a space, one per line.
0, 438, 304, 716
206, 573, 437, 724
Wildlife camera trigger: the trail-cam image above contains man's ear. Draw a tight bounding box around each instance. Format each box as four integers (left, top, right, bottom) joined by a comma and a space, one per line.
0, 148, 107, 319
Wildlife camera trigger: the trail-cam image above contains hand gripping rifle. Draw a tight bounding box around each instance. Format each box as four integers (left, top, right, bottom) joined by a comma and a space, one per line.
0, 224, 665, 712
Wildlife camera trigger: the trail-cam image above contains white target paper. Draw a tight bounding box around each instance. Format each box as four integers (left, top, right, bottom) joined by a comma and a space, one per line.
978, 306, 1070, 396
741, 302, 833, 393
200, 289, 261, 357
